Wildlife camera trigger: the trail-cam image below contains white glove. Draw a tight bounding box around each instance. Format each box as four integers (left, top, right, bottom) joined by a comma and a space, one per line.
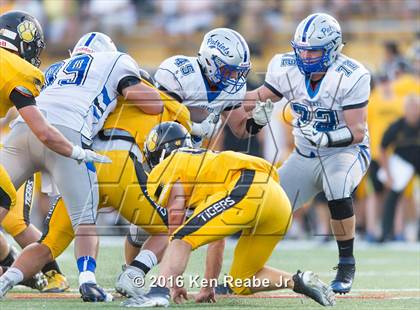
251, 99, 274, 126
299, 123, 329, 147
70, 145, 112, 163
191, 113, 219, 139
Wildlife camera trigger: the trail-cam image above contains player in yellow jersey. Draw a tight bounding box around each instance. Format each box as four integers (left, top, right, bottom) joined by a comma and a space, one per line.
0, 83, 192, 299
364, 76, 405, 240
122, 122, 335, 307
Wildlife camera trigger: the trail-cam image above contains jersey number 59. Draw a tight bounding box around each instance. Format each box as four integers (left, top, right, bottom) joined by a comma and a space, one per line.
44, 54, 93, 88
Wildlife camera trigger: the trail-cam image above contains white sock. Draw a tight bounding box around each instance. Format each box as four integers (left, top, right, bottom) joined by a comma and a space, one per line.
134, 250, 158, 270
3, 267, 24, 285
79, 271, 96, 286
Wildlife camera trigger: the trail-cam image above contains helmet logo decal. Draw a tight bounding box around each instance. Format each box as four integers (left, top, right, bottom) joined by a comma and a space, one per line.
207, 36, 230, 56
17, 20, 37, 43
320, 25, 335, 37
146, 130, 158, 151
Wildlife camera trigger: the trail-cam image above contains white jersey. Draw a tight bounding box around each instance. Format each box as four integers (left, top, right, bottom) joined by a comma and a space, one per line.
154, 55, 245, 122
15, 52, 140, 140
265, 52, 371, 156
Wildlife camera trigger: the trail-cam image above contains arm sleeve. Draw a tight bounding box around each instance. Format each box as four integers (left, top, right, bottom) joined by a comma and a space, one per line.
341, 73, 371, 110
9, 88, 36, 110
381, 119, 403, 149
109, 54, 142, 95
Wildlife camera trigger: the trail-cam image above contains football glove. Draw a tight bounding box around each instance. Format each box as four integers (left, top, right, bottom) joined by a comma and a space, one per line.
191, 112, 219, 139
71, 145, 112, 164
251, 99, 274, 126
299, 123, 329, 147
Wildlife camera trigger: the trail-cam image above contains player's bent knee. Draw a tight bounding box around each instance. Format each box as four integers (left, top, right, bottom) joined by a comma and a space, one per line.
2, 216, 28, 237
328, 197, 354, 220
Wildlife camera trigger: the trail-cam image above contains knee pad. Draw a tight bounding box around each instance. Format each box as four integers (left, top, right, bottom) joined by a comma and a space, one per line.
328, 197, 354, 220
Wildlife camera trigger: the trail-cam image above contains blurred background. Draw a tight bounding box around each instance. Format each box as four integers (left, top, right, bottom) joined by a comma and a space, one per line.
0, 0, 419, 244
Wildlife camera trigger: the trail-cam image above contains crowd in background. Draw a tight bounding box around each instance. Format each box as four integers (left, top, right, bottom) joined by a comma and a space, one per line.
0, 0, 419, 243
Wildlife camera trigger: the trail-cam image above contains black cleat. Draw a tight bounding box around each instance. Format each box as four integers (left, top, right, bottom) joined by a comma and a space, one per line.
330, 263, 355, 294
79, 282, 113, 302
1, 266, 47, 291
293, 270, 336, 306
21, 271, 48, 291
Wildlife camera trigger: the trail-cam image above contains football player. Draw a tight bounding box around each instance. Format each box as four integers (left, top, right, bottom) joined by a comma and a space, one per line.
235, 13, 371, 294
122, 122, 335, 307
123, 27, 273, 263
0, 79, 189, 300
0, 31, 163, 302
0, 12, 109, 223
154, 27, 272, 141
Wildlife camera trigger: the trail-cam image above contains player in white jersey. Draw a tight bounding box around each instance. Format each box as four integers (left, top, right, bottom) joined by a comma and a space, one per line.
0, 32, 163, 302
234, 13, 370, 294
154, 28, 265, 143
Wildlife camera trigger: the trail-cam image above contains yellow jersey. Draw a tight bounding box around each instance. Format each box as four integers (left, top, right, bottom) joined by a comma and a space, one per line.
392, 74, 420, 98
367, 87, 404, 159
103, 80, 192, 148
147, 148, 279, 208
0, 48, 44, 117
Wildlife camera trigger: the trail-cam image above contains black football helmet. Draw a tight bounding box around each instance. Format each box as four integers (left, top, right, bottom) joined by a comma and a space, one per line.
144, 122, 192, 168
0, 11, 45, 67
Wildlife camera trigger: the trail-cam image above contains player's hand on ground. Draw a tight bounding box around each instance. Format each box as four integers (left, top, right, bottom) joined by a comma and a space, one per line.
71, 145, 112, 164
195, 287, 216, 303
252, 99, 274, 126
171, 286, 188, 304
191, 112, 219, 139
299, 123, 329, 147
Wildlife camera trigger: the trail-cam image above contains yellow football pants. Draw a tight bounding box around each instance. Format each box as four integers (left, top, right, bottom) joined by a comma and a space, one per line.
172, 170, 292, 295
0, 164, 16, 211
40, 150, 168, 258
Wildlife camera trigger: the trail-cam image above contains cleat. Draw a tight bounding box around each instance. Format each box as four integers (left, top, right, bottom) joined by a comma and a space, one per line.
122, 287, 170, 308
0, 276, 13, 299
42, 270, 70, 293
79, 282, 113, 302
21, 271, 48, 291
330, 263, 355, 294
293, 270, 336, 306
1, 266, 47, 291
215, 282, 233, 295
115, 265, 146, 298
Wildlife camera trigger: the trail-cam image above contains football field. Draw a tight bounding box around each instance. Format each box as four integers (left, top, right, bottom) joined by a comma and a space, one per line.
1, 237, 419, 309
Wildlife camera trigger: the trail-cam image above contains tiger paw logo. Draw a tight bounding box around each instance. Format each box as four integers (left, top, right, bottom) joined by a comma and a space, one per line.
146, 130, 158, 151
17, 20, 37, 43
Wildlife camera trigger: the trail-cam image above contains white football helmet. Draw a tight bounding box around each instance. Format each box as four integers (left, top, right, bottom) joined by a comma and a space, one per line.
198, 28, 251, 94
71, 32, 117, 57
291, 13, 343, 75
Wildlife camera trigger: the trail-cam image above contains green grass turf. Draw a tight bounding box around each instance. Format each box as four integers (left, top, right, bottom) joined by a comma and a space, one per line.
1, 238, 419, 309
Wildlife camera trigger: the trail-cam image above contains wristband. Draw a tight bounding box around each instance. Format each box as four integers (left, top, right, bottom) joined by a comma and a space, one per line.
246, 118, 265, 135
326, 126, 354, 147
